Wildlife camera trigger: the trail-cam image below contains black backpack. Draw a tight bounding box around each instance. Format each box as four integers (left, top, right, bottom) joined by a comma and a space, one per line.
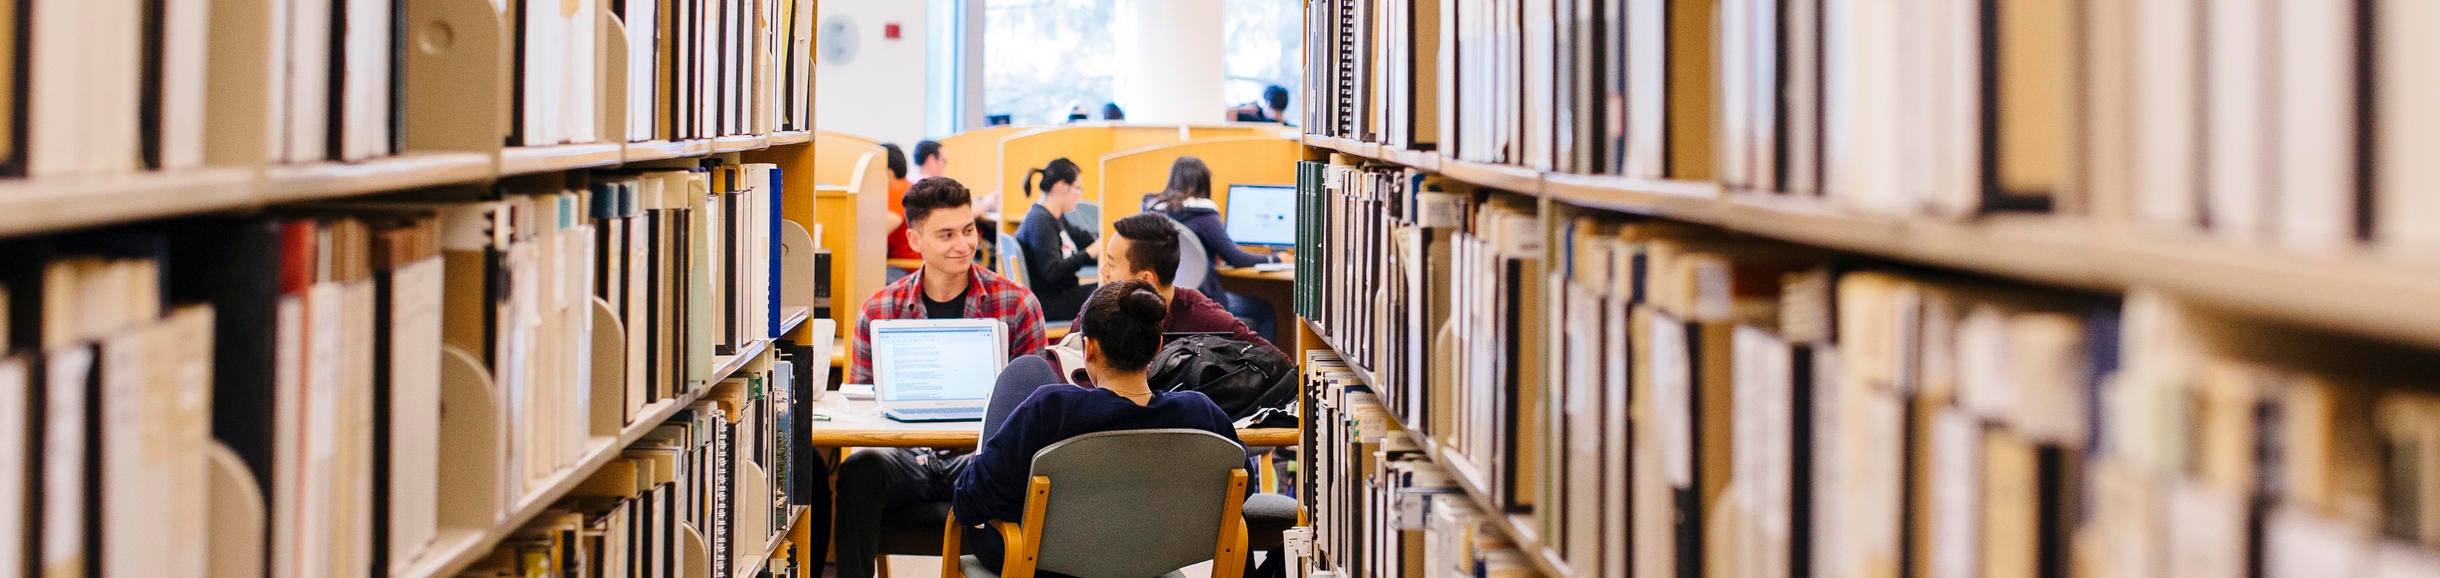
1147, 334, 1301, 428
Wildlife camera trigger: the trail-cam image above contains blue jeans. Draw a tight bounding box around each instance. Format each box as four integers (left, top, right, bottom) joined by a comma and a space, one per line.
1220, 291, 1277, 344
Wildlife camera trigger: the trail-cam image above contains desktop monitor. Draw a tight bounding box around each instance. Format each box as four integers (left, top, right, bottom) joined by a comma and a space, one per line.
1223, 184, 1298, 247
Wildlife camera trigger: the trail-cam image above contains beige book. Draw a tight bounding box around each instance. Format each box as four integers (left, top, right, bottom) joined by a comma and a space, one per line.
2132, 0, 2203, 232
2374, 0, 2440, 257
1981, 429, 2042, 578
2204, 0, 2274, 243
2275, 0, 2361, 252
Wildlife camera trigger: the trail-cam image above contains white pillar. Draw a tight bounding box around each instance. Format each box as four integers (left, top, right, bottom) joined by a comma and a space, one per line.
1114, 0, 1226, 124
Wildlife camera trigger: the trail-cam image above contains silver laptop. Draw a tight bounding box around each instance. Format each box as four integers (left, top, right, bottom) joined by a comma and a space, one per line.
870, 318, 1008, 422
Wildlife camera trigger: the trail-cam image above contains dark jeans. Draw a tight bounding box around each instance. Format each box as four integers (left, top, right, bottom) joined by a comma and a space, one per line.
828, 356, 1067, 577
1220, 291, 1277, 343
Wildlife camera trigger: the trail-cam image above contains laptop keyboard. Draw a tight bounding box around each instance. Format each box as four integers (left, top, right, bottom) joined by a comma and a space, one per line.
892, 407, 981, 416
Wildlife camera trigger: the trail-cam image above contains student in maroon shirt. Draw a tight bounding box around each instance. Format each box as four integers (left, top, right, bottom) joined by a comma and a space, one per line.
1086, 213, 1279, 354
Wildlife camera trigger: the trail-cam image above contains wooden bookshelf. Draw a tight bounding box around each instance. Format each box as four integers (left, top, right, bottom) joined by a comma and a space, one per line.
769, 130, 813, 146
737, 506, 810, 578
501, 143, 628, 176
263, 152, 498, 202
0, 168, 257, 237
1306, 135, 2440, 350
400, 338, 774, 578
780, 306, 811, 336
1302, 317, 1571, 578
0, 129, 807, 242
713, 134, 770, 153
625, 139, 708, 163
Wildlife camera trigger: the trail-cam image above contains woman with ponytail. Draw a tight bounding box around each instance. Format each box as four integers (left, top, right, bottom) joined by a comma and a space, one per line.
1014, 157, 1100, 322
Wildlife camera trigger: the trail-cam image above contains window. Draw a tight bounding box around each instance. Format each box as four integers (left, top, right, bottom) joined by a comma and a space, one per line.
981, 0, 1297, 126
982, 0, 1118, 126
1223, 0, 1299, 123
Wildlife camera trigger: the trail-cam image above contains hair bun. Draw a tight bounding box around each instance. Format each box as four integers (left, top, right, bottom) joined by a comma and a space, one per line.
1120, 286, 1168, 323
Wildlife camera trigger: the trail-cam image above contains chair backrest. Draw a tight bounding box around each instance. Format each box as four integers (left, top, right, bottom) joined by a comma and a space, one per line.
998, 230, 1030, 287
1167, 218, 1211, 292
1065, 201, 1102, 236
1029, 429, 1246, 578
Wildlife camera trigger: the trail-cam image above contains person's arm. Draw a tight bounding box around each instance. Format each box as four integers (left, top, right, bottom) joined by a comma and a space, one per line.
1020, 210, 1092, 283
954, 391, 1061, 525
1189, 216, 1276, 268
850, 306, 876, 385
1009, 291, 1048, 358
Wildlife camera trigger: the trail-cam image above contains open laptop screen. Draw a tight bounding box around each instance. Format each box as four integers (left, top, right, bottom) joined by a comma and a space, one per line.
1224, 184, 1298, 247
872, 323, 1003, 402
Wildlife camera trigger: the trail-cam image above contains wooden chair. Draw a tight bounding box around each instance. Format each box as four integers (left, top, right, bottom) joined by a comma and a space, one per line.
940, 429, 1251, 578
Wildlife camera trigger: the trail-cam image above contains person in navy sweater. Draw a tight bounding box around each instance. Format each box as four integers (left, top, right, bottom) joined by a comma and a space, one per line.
1143, 156, 1284, 341
951, 280, 1246, 572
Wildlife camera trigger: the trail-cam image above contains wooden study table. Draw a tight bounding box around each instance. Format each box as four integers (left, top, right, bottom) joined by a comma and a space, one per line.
803, 391, 1301, 448
1215, 266, 1295, 342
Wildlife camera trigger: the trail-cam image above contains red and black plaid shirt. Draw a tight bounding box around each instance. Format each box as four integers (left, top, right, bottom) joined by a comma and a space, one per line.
849, 265, 1047, 385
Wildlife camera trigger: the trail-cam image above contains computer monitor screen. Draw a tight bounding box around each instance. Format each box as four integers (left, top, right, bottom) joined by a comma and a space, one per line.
1224, 184, 1298, 247
871, 322, 1003, 402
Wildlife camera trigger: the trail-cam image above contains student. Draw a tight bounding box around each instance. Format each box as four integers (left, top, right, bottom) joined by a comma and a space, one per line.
1229, 85, 1291, 124
951, 280, 1247, 572
1144, 156, 1284, 341
909, 140, 946, 184
1015, 158, 1099, 322
1094, 212, 1276, 353
881, 144, 920, 267
833, 177, 1048, 578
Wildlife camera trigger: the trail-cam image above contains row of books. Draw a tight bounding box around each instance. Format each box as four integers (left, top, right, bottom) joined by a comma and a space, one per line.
1308, 0, 2440, 255
1292, 160, 2440, 577
609, 0, 815, 145
0, 158, 795, 577
0, 0, 813, 178
462, 347, 818, 578
1303, 351, 1532, 578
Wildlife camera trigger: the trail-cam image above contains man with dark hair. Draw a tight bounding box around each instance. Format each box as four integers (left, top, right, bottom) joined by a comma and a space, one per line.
1261, 85, 1289, 120
831, 177, 1046, 578
910, 140, 946, 183
1094, 213, 1276, 353
880, 144, 919, 263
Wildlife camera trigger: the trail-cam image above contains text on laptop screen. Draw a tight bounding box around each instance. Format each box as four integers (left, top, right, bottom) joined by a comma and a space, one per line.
1224, 184, 1298, 247
874, 325, 1001, 402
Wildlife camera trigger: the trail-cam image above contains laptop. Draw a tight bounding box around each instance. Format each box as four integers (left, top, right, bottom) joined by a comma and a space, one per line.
869, 318, 1008, 422
1224, 184, 1298, 248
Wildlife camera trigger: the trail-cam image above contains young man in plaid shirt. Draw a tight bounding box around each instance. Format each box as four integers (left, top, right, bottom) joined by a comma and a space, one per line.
832, 177, 1046, 577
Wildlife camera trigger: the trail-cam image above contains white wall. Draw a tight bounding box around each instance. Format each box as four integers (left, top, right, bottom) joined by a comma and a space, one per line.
1114, 0, 1225, 124
815, 1, 930, 146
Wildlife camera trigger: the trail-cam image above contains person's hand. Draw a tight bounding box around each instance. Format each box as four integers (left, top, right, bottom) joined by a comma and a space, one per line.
1082, 239, 1100, 256
1273, 249, 1293, 263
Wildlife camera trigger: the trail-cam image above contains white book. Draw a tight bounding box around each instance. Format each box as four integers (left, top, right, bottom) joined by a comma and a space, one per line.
524, 0, 569, 145
564, 0, 600, 143
2205, 0, 2272, 243
100, 322, 169, 578
301, 282, 344, 577
286, 0, 332, 162
28, 0, 142, 175
40, 347, 93, 577
387, 258, 444, 573
338, 0, 392, 160
1925, 408, 1982, 578
2376, 0, 2440, 257
0, 356, 24, 578
2133, 0, 2203, 232
160, 0, 214, 169
2274, 0, 2359, 252
627, 0, 662, 140
271, 295, 304, 578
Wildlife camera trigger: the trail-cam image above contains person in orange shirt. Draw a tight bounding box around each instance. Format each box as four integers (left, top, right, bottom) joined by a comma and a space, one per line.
881, 144, 920, 282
